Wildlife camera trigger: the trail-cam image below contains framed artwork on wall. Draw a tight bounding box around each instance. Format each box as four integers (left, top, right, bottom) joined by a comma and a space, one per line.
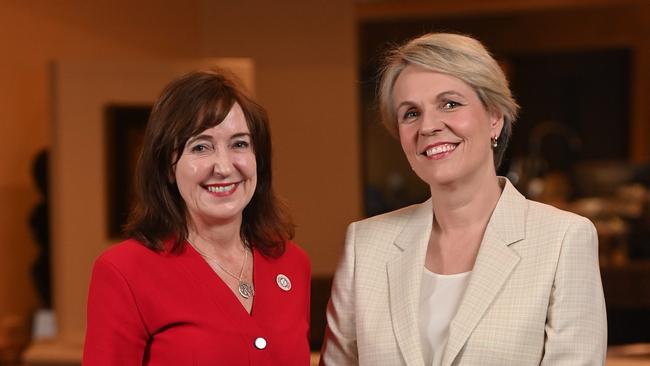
105, 105, 151, 239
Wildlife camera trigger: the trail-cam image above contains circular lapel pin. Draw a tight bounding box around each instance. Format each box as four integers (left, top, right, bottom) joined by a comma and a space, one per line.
276, 274, 292, 291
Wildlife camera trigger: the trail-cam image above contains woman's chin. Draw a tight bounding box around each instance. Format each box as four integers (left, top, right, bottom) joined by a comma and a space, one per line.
191, 208, 245, 226
418, 171, 460, 188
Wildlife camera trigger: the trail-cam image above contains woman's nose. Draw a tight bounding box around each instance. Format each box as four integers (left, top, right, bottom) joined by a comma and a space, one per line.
419, 110, 444, 136
212, 152, 233, 177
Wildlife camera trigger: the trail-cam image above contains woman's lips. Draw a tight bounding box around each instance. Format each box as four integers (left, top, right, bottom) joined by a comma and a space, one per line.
423, 143, 458, 159
204, 182, 239, 196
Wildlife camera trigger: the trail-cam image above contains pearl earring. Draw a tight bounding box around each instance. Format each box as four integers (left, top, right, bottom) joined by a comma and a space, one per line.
491, 137, 498, 148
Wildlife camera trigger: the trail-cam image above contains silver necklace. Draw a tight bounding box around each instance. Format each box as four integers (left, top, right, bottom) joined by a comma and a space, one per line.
189, 240, 255, 299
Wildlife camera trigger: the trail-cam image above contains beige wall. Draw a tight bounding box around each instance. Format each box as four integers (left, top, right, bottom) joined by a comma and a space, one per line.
0, 0, 201, 321
1, 0, 360, 360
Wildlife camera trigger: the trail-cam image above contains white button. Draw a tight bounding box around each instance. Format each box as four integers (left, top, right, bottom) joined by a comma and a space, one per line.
254, 337, 267, 350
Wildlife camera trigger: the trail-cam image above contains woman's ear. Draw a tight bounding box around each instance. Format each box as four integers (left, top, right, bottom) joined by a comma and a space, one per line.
490, 110, 505, 139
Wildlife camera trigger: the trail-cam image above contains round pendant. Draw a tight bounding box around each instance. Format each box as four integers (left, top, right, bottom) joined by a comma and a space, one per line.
238, 281, 254, 299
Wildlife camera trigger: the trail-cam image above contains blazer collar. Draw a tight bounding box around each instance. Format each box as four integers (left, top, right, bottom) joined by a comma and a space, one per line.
388, 199, 432, 366
483, 177, 527, 246
393, 198, 433, 251
442, 177, 526, 365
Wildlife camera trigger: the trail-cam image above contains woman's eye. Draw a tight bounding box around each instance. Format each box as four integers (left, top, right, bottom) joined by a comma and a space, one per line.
233, 140, 250, 149
442, 100, 462, 110
190, 144, 210, 153
401, 109, 419, 122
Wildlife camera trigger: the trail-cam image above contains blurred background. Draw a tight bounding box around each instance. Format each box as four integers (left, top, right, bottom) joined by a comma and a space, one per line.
0, 0, 648, 364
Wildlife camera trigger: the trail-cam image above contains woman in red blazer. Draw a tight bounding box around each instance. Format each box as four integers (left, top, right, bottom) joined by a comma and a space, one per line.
83, 70, 311, 365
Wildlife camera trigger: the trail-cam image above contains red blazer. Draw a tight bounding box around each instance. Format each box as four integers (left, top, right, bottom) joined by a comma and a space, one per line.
83, 239, 311, 365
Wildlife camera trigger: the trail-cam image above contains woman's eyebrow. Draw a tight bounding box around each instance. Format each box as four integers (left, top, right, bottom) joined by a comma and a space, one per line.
186, 134, 212, 144
396, 90, 466, 109
396, 100, 416, 111
230, 132, 251, 139
436, 90, 465, 99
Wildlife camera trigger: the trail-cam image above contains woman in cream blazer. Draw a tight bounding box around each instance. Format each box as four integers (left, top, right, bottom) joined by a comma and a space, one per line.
320, 33, 606, 366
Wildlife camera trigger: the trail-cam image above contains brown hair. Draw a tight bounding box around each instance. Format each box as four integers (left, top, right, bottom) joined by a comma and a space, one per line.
378, 33, 519, 169
125, 70, 293, 257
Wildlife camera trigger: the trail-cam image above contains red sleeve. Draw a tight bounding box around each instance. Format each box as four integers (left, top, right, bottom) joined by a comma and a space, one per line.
304, 248, 312, 327
83, 257, 150, 365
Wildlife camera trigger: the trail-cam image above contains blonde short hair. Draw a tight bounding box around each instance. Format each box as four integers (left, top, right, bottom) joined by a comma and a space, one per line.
378, 33, 519, 168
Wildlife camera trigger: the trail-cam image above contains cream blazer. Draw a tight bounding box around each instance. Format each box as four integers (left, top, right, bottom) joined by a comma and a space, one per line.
320, 178, 607, 366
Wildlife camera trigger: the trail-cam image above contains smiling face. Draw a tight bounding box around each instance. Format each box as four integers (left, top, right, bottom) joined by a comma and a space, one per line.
393, 65, 503, 188
174, 103, 257, 226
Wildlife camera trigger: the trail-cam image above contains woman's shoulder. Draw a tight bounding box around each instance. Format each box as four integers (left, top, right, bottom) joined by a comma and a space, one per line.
503, 177, 594, 231
94, 238, 165, 273
274, 241, 310, 268
341, 201, 431, 255
526, 198, 595, 230
521, 199, 598, 249
259, 241, 311, 283
353, 200, 430, 229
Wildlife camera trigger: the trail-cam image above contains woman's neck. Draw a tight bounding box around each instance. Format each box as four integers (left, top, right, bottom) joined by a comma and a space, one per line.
186, 215, 245, 256
424, 174, 503, 274
429, 174, 502, 235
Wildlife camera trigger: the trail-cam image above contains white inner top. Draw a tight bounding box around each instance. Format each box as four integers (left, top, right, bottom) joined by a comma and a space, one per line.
418, 268, 472, 366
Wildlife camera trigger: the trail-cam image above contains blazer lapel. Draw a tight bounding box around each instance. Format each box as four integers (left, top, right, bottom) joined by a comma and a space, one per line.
442, 178, 526, 366
387, 200, 432, 366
